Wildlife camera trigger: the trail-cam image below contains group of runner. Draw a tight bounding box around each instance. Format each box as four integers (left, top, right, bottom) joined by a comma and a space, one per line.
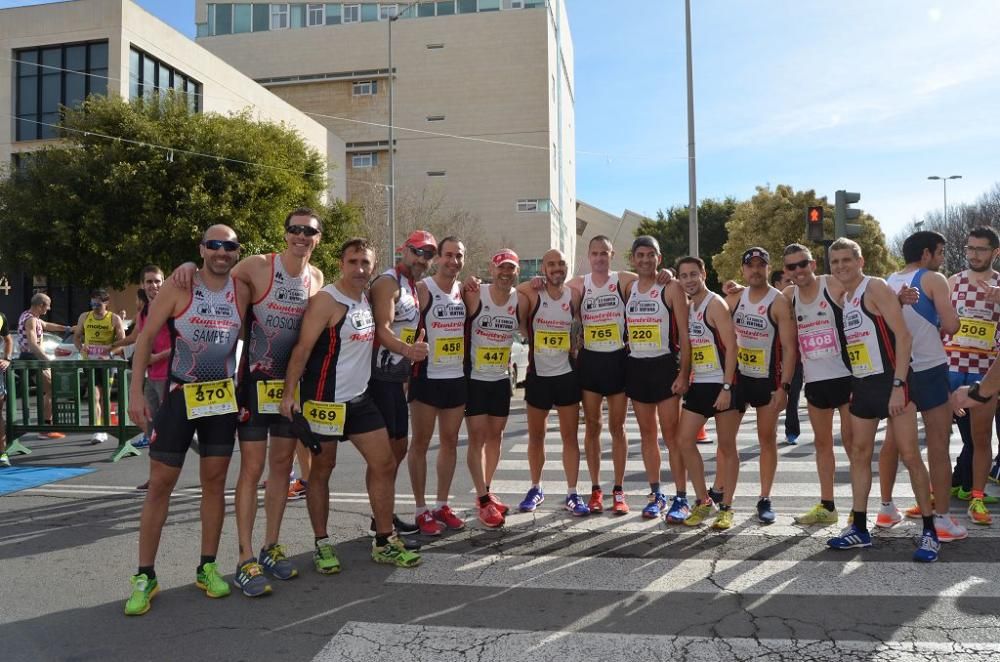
112, 208, 999, 615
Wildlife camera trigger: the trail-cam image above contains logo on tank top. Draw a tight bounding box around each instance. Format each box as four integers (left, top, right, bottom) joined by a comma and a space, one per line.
758, 304, 767, 315
583, 294, 620, 312
275, 287, 307, 304
820, 301, 828, 309
628, 300, 659, 315
433, 303, 466, 319
562, 302, 570, 311
350, 309, 374, 330
609, 283, 617, 292
196, 303, 235, 318
225, 290, 235, 304
844, 309, 863, 330
476, 315, 516, 332
275, 271, 285, 283
690, 321, 706, 336
734, 310, 767, 330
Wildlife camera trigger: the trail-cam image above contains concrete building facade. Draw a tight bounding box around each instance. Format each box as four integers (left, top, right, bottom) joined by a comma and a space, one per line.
194, 0, 575, 277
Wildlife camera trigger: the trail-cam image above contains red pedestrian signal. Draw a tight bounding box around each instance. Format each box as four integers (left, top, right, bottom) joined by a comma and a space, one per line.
806, 206, 824, 241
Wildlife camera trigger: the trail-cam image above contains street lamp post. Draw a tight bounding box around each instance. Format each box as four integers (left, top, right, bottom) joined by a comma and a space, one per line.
684, 0, 698, 256
387, 3, 419, 267
927, 175, 962, 224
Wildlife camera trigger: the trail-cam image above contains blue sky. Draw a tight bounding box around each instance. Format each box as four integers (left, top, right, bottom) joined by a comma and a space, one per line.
4, 0, 998, 240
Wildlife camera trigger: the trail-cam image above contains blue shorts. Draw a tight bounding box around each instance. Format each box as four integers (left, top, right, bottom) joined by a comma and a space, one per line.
909, 364, 950, 412
948, 370, 982, 393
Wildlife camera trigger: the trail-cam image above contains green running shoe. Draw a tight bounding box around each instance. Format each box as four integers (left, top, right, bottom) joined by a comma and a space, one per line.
684, 501, 715, 527
195, 561, 231, 598
372, 535, 422, 568
952, 486, 999, 504
313, 539, 342, 575
124, 573, 159, 616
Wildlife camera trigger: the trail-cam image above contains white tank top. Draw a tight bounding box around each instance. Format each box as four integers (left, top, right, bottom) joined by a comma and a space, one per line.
625, 281, 675, 359
372, 266, 420, 383
302, 285, 374, 402
418, 277, 466, 380
842, 277, 895, 379
581, 272, 626, 352
732, 287, 781, 381
886, 269, 947, 372
245, 253, 311, 378
689, 292, 726, 384
528, 287, 574, 378
468, 286, 518, 382
793, 278, 852, 384
169, 275, 242, 383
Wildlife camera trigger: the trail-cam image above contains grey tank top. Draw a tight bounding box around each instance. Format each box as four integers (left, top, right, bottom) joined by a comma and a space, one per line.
169, 274, 242, 383
246, 253, 311, 378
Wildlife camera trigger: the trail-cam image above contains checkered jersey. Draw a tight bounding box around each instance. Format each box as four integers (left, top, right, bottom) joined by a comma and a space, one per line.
944, 270, 1000, 375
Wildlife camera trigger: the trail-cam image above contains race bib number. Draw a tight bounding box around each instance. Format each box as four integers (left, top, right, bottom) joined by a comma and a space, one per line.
799, 329, 839, 360
303, 400, 346, 436
256, 380, 300, 415
846, 342, 875, 376
475, 347, 510, 371
691, 344, 719, 372
400, 327, 417, 345
86, 344, 111, 360
534, 330, 569, 352
955, 318, 997, 351
628, 324, 662, 351
183, 378, 237, 420
583, 323, 622, 350
434, 336, 464, 364
737, 347, 767, 376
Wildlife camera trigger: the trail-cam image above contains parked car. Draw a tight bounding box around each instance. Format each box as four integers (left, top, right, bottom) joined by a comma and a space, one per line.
12, 331, 79, 360
509, 332, 528, 389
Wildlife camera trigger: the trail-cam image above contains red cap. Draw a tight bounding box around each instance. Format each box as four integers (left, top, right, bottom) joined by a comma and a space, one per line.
491, 249, 519, 268
404, 230, 437, 250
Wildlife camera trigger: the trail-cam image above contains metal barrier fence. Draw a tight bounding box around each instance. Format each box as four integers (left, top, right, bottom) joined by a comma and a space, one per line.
4, 360, 143, 462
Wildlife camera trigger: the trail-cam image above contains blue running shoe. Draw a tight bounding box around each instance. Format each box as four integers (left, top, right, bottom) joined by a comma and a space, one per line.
756, 497, 776, 524
827, 525, 872, 550
518, 486, 545, 512
913, 531, 940, 563
233, 559, 272, 597
664, 496, 690, 524
785, 434, 799, 446
642, 492, 668, 519
564, 493, 589, 516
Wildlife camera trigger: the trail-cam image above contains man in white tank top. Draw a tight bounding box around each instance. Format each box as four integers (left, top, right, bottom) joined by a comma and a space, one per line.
408, 237, 469, 535
280, 238, 422, 573
465, 249, 520, 528
879, 231, 965, 541
723, 248, 797, 525
514, 249, 587, 516
826, 238, 939, 563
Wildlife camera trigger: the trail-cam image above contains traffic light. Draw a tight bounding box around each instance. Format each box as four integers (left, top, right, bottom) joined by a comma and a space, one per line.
806, 206, 824, 242
834, 190, 862, 238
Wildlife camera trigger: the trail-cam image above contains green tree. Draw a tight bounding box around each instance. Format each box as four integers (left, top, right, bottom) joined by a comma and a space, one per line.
634, 197, 737, 292
0, 94, 356, 288
712, 185, 898, 284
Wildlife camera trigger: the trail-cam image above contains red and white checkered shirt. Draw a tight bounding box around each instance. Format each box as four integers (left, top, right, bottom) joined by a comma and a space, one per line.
944, 270, 1000, 375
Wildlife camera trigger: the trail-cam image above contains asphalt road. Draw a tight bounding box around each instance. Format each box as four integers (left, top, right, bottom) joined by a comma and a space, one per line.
2, 389, 999, 661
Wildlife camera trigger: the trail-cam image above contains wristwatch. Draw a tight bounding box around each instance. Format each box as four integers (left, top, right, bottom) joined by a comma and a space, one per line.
892, 378, 905, 388
781, 383, 791, 393
721, 383, 733, 392
968, 382, 992, 404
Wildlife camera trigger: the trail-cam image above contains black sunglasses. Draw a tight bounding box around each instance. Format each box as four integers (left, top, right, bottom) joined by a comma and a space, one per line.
202, 239, 240, 252
783, 258, 811, 271
287, 224, 320, 237
409, 245, 436, 259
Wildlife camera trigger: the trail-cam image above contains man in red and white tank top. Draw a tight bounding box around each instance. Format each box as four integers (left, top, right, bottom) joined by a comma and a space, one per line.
408, 237, 469, 535
944, 226, 1000, 526
826, 238, 939, 562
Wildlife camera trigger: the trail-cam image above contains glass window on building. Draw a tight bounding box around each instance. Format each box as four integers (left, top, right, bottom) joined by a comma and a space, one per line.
215, 3, 233, 34
457, 0, 477, 13
380, 4, 398, 20
325, 3, 342, 24
351, 152, 376, 168
290, 3, 306, 27
252, 3, 270, 30
343, 4, 361, 22
361, 3, 379, 21
233, 4, 252, 32
14, 40, 110, 141
271, 3, 289, 29
436, 0, 455, 14
503, 0, 525, 8
417, 2, 435, 17
197, 22, 210, 37
307, 3, 325, 25
352, 80, 377, 96
128, 47, 203, 113
480, 0, 501, 11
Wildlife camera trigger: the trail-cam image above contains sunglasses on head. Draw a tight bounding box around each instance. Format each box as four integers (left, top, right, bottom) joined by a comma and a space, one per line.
783, 258, 811, 271
202, 239, 240, 252
409, 245, 436, 259
286, 224, 320, 237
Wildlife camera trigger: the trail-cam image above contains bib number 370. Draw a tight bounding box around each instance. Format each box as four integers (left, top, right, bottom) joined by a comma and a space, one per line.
183, 378, 237, 420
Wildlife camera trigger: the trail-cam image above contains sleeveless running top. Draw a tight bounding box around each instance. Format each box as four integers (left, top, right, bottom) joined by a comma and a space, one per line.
581, 272, 626, 352
793, 278, 852, 384
83, 310, 115, 359
625, 281, 676, 359
169, 274, 242, 384
527, 287, 574, 378
467, 285, 518, 382
943, 270, 1000, 375
841, 277, 896, 379
17, 310, 43, 356
416, 277, 466, 380
137, 307, 172, 381
245, 253, 311, 378
302, 285, 375, 402
732, 287, 781, 382
886, 269, 947, 372
689, 292, 726, 384
372, 266, 420, 383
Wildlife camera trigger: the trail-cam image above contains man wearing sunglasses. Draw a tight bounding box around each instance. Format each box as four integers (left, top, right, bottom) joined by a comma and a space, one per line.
942, 226, 1000, 526
369, 230, 433, 539
125, 224, 249, 615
